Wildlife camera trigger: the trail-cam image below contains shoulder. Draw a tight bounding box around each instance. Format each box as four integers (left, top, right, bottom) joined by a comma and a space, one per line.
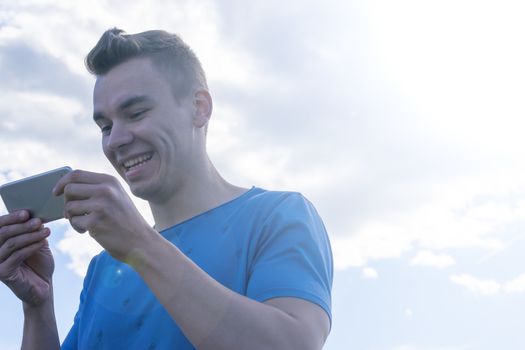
243, 188, 319, 220
244, 189, 333, 322
248, 188, 326, 231
243, 188, 331, 256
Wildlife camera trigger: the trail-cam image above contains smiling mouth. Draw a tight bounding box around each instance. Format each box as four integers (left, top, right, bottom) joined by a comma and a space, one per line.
122, 152, 154, 172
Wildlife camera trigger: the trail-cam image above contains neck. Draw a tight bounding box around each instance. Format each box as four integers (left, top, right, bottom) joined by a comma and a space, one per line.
149, 157, 248, 232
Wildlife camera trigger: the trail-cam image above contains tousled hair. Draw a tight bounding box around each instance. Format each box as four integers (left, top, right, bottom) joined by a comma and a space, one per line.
85, 28, 208, 99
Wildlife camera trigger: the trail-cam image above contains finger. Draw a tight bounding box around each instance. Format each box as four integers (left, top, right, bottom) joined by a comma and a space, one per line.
0, 210, 30, 228
63, 183, 100, 201
53, 169, 112, 196
0, 228, 50, 264
0, 239, 48, 277
0, 218, 43, 246
64, 198, 98, 220
69, 213, 93, 234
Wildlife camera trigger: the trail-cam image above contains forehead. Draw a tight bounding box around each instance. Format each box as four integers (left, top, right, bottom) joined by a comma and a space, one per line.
93, 57, 173, 112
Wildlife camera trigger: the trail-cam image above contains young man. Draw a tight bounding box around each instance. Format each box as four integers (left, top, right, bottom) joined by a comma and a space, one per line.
0, 28, 333, 349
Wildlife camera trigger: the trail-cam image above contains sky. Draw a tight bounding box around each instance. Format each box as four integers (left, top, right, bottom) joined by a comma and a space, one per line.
1, 0, 525, 349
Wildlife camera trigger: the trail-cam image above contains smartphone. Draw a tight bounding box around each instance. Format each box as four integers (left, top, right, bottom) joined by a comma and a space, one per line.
0, 166, 72, 223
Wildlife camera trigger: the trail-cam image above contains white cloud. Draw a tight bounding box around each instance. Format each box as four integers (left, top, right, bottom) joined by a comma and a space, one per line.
450, 273, 525, 296
57, 228, 103, 277
330, 181, 525, 270
502, 273, 525, 294
367, 0, 525, 153
331, 222, 413, 269
362, 267, 378, 279
0, 140, 61, 176
411, 250, 455, 269
450, 274, 501, 296
315, 0, 525, 273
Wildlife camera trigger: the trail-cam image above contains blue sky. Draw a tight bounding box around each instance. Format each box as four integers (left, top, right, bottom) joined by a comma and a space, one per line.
1, 1, 525, 349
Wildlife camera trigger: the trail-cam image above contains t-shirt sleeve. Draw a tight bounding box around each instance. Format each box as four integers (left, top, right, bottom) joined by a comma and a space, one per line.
246, 192, 333, 321
61, 256, 98, 350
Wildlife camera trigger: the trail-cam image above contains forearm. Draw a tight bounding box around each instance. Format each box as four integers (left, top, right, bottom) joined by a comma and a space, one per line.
130, 233, 310, 350
22, 288, 60, 350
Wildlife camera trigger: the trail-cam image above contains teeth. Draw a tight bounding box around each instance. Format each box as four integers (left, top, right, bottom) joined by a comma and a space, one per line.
123, 154, 152, 170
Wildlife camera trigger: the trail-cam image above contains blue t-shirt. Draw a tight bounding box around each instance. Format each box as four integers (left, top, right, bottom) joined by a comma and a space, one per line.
61, 187, 333, 349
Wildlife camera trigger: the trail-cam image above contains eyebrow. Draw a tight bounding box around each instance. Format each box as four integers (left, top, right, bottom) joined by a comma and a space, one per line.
93, 95, 153, 122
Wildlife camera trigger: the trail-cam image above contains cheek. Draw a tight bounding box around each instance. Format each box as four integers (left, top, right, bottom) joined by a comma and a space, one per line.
102, 141, 109, 157
102, 142, 116, 164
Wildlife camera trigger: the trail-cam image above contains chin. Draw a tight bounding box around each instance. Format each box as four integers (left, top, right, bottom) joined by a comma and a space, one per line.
129, 181, 164, 202
129, 183, 151, 200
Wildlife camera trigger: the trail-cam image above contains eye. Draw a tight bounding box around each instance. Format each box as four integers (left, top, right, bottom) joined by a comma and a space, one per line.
100, 125, 112, 135
129, 109, 149, 119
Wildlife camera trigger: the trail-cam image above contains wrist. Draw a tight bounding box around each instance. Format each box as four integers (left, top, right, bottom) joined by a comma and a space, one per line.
21, 285, 59, 350
125, 228, 170, 272
23, 289, 57, 334
23, 286, 54, 316
125, 230, 189, 301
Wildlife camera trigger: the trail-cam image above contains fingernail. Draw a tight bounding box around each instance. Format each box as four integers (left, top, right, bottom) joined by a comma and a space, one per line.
18, 211, 27, 219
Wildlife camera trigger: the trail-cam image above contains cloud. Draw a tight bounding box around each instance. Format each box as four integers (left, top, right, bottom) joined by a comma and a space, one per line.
502, 273, 525, 294
331, 222, 413, 269
330, 183, 525, 270
362, 267, 378, 279
450, 273, 525, 296
56, 228, 103, 277
411, 250, 456, 269
0, 42, 91, 99
450, 274, 501, 296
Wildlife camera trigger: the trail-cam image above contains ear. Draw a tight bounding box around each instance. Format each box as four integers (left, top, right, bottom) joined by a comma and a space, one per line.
192, 89, 212, 129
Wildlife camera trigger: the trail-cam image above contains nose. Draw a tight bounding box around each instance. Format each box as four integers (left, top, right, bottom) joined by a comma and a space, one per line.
106, 122, 134, 150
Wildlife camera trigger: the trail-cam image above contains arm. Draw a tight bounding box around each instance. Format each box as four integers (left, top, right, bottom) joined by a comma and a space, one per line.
131, 231, 330, 350
22, 293, 60, 350
0, 211, 60, 350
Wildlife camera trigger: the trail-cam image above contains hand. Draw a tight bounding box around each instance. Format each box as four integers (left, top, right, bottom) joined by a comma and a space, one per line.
0, 210, 54, 307
53, 169, 153, 262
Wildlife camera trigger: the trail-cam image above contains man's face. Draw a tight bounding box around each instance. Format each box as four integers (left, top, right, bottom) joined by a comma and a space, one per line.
93, 57, 196, 201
